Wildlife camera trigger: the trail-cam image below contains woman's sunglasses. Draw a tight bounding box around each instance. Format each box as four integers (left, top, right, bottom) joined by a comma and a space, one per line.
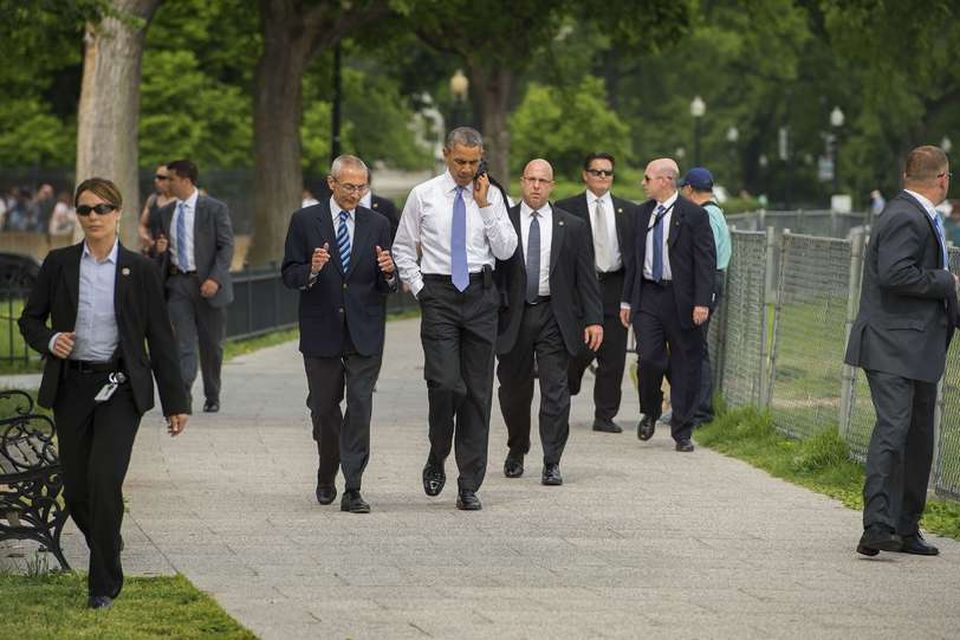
76, 203, 118, 217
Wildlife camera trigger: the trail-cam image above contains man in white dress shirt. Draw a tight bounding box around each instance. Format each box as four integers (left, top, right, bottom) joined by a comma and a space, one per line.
392, 127, 518, 510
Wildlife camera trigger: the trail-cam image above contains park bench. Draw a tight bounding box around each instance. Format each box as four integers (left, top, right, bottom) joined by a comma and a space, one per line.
0, 389, 70, 570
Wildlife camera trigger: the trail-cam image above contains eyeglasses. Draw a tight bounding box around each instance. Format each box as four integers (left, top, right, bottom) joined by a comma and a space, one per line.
643, 175, 669, 183
76, 203, 118, 216
333, 179, 368, 195
154, 174, 170, 181
586, 168, 614, 178
939, 172, 953, 179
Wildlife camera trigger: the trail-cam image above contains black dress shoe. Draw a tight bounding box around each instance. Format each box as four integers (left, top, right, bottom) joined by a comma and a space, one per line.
637, 414, 657, 441
897, 531, 939, 556
456, 490, 482, 511
315, 484, 337, 505
422, 463, 445, 497
88, 595, 113, 610
675, 439, 695, 452
541, 464, 563, 486
203, 400, 220, 413
592, 418, 623, 433
857, 526, 902, 556
503, 454, 524, 478
340, 489, 371, 514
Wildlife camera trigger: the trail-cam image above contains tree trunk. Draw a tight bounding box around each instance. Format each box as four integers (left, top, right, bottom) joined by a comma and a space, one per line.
470, 65, 513, 181
75, 0, 161, 246
246, 2, 312, 268
246, 0, 390, 268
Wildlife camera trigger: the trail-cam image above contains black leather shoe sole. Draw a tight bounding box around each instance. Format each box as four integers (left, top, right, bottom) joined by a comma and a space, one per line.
504, 457, 524, 478
422, 465, 445, 497
637, 417, 656, 441
592, 420, 623, 433
456, 492, 482, 510
340, 495, 371, 514
857, 531, 902, 556
315, 485, 337, 505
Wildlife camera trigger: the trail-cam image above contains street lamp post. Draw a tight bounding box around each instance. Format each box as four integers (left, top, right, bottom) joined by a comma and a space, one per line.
691, 95, 706, 166
449, 69, 469, 129
830, 106, 845, 194
726, 125, 739, 191
942, 136, 953, 155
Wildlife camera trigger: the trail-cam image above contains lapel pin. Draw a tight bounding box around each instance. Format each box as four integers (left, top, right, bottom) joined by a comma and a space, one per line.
559, 220, 565, 226
373, 203, 379, 209
617, 207, 623, 213
121, 267, 131, 276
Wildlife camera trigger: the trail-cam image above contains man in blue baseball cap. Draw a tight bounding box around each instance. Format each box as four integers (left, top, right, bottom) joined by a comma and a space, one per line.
679, 167, 731, 427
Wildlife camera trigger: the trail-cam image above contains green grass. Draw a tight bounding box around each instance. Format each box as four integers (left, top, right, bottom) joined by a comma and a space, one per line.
696, 404, 960, 539
0, 572, 256, 639
0, 297, 43, 375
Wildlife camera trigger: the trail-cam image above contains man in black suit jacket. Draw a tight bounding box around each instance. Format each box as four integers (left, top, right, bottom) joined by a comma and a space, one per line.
281, 155, 397, 513
620, 158, 716, 452
495, 159, 603, 486
556, 152, 638, 434
151, 159, 234, 413
19, 177, 188, 609
845, 145, 956, 557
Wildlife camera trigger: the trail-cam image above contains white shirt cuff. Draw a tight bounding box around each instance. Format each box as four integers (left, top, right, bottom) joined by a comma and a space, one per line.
620, 303, 631, 311
48, 332, 60, 355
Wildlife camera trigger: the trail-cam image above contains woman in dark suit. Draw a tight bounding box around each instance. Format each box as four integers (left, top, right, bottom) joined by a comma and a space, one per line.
19, 177, 189, 609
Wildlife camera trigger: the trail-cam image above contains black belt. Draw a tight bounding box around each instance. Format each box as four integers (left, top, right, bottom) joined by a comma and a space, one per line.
596, 269, 624, 282
525, 295, 551, 306
642, 278, 672, 288
423, 272, 484, 284
169, 266, 197, 276
67, 359, 123, 373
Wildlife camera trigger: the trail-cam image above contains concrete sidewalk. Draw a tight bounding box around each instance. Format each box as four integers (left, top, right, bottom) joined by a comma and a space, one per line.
5, 316, 960, 639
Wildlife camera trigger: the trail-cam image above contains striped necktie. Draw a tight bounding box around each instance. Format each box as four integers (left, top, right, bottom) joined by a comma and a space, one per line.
652, 204, 665, 282
176, 201, 189, 272
337, 209, 351, 272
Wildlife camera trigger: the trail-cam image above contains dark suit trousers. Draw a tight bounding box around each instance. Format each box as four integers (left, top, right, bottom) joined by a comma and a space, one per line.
166, 272, 225, 405
54, 368, 141, 598
498, 302, 571, 465
863, 370, 936, 535
635, 281, 705, 442
303, 334, 382, 491
693, 271, 725, 424
419, 276, 499, 492
568, 270, 628, 421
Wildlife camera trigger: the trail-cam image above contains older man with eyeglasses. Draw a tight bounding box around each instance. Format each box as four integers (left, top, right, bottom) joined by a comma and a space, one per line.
281, 154, 398, 513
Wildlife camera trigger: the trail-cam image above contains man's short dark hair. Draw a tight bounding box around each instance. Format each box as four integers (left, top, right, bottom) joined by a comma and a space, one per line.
445, 127, 483, 150
583, 152, 615, 170
167, 159, 199, 184
904, 145, 948, 183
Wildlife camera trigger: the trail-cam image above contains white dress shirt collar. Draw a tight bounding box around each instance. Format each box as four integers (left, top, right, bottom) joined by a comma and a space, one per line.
656, 190, 679, 211
330, 196, 355, 220
82, 237, 120, 263
177, 187, 199, 210
904, 189, 938, 220
587, 190, 612, 208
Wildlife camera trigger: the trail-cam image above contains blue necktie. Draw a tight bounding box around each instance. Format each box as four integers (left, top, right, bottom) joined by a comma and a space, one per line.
933, 214, 949, 269
451, 186, 468, 291
526, 210, 541, 304
176, 202, 189, 272
337, 209, 351, 272
652, 204, 665, 282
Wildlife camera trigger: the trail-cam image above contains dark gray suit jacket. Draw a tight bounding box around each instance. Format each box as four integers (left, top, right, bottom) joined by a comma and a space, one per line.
494, 203, 603, 357
844, 190, 958, 383
154, 194, 235, 308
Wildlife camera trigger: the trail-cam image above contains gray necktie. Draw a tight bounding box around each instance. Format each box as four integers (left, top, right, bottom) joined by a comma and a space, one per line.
594, 198, 610, 271
526, 210, 540, 304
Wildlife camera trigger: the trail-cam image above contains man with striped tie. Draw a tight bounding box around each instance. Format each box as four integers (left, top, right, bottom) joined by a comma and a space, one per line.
393, 127, 518, 510
281, 155, 397, 513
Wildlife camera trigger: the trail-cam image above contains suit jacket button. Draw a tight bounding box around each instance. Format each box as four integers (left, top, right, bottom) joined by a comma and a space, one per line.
338, 307, 345, 313
343, 283, 348, 290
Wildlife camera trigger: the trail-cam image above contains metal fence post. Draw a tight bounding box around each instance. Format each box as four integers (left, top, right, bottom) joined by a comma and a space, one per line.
758, 226, 779, 408
839, 228, 865, 444
762, 227, 787, 409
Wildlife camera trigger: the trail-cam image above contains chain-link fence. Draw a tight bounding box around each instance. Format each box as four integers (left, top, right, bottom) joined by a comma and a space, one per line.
712, 223, 959, 505
726, 210, 869, 239
716, 231, 768, 408
767, 233, 853, 439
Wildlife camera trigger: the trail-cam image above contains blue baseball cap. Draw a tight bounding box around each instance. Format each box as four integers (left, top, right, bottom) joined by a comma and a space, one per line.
679, 167, 714, 190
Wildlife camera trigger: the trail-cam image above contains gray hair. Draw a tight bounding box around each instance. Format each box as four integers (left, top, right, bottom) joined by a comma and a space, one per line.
330, 154, 369, 180
445, 127, 484, 150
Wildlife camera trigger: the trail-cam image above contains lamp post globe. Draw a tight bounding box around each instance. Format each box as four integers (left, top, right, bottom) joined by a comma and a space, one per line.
690, 96, 706, 166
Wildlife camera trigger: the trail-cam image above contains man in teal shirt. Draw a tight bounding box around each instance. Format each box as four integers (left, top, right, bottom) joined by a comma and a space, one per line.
679, 167, 731, 426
